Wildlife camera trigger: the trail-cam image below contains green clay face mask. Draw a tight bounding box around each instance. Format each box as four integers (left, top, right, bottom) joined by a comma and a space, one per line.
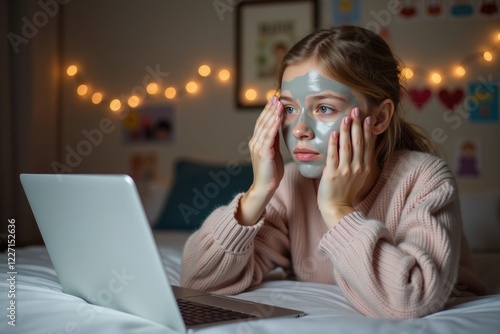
281, 70, 359, 178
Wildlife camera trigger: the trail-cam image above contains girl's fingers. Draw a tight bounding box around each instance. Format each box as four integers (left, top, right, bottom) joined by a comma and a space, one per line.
326, 130, 339, 170
252, 97, 282, 151
362, 116, 373, 167
253, 96, 277, 137
338, 115, 352, 168
350, 107, 364, 165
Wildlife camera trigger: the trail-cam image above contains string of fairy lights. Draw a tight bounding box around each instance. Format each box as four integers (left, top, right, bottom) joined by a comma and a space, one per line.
400, 31, 500, 84
65, 64, 234, 113
66, 31, 499, 112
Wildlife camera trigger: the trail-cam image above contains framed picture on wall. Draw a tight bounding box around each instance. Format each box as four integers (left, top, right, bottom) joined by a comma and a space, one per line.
236, 0, 318, 109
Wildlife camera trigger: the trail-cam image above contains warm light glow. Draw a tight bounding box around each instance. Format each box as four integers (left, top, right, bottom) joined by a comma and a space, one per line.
430, 72, 442, 84
164, 87, 176, 99
266, 90, 278, 101
186, 81, 198, 94
483, 51, 493, 62
198, 65, 211, 77
245, 89, 257, 101
91, 92, 103, 104
128, 95, 140, 108
218, 69, 230, 81
67, 65, 78, 76
109, 99, 122, 112
146, 83, 159, 95
77, 84, 88, 96
454, 66, 466, 77
497, 32, 500, 41
401, 67, 414, 79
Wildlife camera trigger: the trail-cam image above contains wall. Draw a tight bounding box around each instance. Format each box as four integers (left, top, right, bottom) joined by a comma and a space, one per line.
59, 0, 500, 193
60, 0, 260, 188
381, 4, 500, 193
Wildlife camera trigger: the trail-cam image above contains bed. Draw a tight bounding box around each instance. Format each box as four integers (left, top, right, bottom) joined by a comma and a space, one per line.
1, 160, 500, 333
1, 231, 500, 334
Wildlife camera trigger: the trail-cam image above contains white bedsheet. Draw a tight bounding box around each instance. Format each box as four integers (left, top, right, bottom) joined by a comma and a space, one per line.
1, 232, 500, 334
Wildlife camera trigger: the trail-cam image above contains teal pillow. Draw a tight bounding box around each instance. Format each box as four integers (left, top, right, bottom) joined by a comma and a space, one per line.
155, 159, 253, 231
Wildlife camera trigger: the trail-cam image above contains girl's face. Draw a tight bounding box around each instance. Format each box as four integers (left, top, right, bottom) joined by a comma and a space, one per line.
280, 61, 367, 178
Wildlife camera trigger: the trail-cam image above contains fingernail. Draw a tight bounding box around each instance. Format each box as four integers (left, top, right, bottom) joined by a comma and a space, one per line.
354, 107, 360, 118
276, 100, 282, 109
366, 116, 372, 125
270, 96, 277, 104
344, 116, 351, 124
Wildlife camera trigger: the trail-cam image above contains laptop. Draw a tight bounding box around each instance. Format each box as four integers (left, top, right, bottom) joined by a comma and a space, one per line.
20, 173, 305, 332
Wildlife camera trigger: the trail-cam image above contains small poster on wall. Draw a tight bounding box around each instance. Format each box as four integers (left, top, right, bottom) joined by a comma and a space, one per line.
468, 82, 499, 123
331, 0, 362, 25
130, 153, 158, 183
236, 0, 318, 108
122, 102, 175, 143
455, 138, 482, 179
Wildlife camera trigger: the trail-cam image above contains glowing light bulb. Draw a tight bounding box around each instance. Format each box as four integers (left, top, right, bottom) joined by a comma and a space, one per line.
109, 99, 122, 112
186, 81, 198, 94
245, 89, 257, 101
483, 51, 493, 62
430, 72, 441, 84
198, 65, 211, 77
146, 83, 159, 95
218, 69, 230, 81
67, 65, 78, 76
77, 84, 88, 96
164, 87, 176, 99
454, 66, 466, 77
401, 67, 414, 79
91, 92, 103, 104
128, 95, 140, 108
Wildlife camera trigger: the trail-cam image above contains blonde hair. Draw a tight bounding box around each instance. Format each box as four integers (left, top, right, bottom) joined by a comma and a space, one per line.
277, 26, 437, 166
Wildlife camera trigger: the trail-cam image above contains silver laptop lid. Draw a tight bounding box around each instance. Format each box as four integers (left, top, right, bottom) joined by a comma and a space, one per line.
20, 174, 186, 332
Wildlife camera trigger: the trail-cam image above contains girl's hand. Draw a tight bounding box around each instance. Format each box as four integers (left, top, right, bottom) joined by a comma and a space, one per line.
317, 107, 373, 228
237, 96, 284, 226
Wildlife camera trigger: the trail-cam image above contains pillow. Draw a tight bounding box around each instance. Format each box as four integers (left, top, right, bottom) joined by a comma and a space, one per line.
460, 190, 500, 252
155, 159, 253, 231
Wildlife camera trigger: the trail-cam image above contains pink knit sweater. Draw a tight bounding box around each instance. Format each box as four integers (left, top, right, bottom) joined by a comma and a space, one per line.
181, 150, 488, 318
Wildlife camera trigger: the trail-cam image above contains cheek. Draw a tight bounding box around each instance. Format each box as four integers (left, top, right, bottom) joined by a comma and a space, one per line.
311, 117, 346, 154
314, 117, 343, 142
281, 123, 295, 146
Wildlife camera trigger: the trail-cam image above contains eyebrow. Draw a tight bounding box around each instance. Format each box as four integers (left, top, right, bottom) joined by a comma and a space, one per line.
310, 93, 347, 102
280, 92, 349, 106
279, 96, 296, 103
280, 92, 348, 102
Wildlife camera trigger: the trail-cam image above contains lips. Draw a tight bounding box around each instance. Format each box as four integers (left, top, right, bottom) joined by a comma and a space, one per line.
293, 147, 320, 162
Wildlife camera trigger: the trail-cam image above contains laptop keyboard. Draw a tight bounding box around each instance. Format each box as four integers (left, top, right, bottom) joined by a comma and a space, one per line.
176, 299, 257, 326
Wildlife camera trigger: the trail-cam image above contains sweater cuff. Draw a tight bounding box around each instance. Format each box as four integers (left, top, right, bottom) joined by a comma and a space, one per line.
319, 211, 366, 258
211, 193, 263, 254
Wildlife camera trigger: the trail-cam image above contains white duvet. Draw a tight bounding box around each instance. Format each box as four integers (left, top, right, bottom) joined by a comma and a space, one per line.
1, 232, 500, 334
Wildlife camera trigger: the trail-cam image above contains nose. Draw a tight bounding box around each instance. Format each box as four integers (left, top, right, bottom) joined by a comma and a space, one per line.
292, 117, 314, 140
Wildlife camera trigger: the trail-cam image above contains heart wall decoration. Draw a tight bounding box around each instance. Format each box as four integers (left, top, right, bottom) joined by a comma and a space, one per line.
438, 87, 465, 110
408, 87, 432, 110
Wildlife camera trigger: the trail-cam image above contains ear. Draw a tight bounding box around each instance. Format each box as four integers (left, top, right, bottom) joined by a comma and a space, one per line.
371, 99, 394, 135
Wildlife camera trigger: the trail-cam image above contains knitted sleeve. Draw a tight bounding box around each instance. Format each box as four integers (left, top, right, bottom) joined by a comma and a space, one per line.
319, 156, 462, 319
180, 193, 291, 295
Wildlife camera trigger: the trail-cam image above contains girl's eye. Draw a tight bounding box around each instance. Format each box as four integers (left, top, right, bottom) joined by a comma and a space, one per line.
285, 106, 296, 114
318, 106, 336, 114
